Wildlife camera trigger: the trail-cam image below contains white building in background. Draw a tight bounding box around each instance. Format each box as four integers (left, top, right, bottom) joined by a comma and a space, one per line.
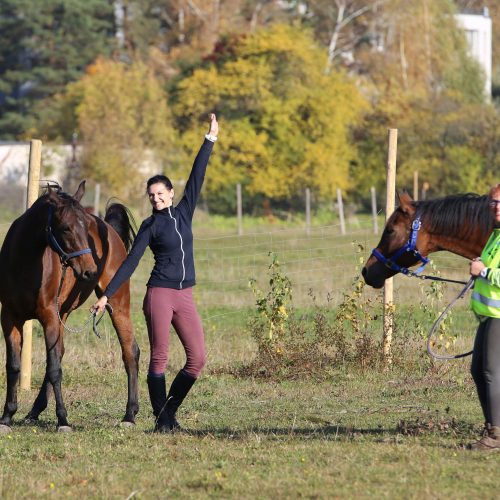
455, 7, 492, 98
0, 142, 71, 187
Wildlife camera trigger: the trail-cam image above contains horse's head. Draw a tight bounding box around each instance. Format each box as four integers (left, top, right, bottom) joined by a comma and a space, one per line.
47, 181, 98, 282
362, 191, 430, 289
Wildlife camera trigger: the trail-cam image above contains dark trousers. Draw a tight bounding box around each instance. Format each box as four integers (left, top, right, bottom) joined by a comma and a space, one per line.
143, 287, 206, 378
471, 317, 500, 426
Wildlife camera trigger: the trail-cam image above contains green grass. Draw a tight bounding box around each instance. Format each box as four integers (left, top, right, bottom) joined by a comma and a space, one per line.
0, 302, 493, 499
0, 361, 492, 499
0, 214, 493, 499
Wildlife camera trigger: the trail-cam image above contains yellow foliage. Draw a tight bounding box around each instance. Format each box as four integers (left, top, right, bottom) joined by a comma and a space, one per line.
67, 57, 175, 201
171, 24, 368, 201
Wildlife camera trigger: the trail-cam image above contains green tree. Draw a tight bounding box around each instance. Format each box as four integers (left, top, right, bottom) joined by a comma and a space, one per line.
0, 0, 116, 140
350, 0, 489, 200
170, 24, 367, 209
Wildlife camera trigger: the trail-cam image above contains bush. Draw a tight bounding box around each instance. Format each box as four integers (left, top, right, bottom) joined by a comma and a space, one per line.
238, 251, 457, 380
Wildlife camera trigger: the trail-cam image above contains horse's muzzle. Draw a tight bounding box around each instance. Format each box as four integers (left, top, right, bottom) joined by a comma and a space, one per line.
361, 264, 386, 289
79, 269, 98, 282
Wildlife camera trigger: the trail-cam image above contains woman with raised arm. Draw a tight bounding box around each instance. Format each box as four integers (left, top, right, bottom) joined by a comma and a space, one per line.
92, 114, 219, 432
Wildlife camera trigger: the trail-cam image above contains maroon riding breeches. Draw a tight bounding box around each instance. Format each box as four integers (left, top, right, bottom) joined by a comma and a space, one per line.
143, 287, 206, 378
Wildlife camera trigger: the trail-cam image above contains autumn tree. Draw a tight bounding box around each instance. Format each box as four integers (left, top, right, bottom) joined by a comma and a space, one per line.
350, 0, 488, 199
169, 24, 366, 212
52, 58, 175, 202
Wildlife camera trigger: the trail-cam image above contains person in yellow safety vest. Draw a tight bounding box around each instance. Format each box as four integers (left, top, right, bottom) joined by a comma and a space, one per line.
469, 183, 500, 451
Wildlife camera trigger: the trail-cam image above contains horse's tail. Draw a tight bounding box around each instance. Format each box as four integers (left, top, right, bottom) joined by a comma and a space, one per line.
104, 202, 137, 252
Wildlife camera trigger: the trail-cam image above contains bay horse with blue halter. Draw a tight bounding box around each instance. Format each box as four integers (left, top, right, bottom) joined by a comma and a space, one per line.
0, 181, 140, 432
362, 191, 495, 289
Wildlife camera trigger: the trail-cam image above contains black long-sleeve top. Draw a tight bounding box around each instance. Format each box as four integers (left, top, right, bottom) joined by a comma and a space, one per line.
103, 138, 214, 297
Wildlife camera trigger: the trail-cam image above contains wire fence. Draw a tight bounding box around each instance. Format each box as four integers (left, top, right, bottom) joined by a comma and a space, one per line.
0, 204, 479, 370
126, 216, 473, 313
0, 187, 476, 344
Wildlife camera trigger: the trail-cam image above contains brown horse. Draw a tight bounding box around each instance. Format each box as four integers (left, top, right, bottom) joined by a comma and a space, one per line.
362, 191, 495, 289
0, 181, 140, 432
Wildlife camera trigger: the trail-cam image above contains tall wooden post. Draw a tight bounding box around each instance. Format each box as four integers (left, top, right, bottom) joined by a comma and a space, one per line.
20, 139, 42, 390
413, 170, 419, 201
383, 129, 398, 367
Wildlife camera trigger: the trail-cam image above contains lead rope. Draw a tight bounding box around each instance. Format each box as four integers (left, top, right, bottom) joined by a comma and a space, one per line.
54, 265, 111, 338
426, 277, 475, 360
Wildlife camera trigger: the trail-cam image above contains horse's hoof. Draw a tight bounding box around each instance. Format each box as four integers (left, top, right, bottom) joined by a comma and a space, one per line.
120, 420, 135, 429
57, 425, 72, 433
0, 424, 12, 433
24, 416, 38, 424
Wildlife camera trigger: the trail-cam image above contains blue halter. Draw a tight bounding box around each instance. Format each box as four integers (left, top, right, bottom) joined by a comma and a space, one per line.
371, 214, 430, 276
46, 205, 92, 265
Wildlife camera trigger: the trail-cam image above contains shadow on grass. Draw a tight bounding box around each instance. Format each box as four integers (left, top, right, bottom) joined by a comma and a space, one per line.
13, 415, 478, 445
144, 417, 478, 444
151, 425, 398, 440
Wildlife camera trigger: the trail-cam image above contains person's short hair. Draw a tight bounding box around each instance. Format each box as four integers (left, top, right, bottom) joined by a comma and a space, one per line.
146, 175, 173, 192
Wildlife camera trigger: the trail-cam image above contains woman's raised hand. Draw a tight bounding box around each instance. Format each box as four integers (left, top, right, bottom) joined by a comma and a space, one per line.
208, 113, 218, 138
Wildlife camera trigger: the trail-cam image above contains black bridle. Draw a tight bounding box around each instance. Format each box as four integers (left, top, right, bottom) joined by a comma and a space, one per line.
46, 204, 92, 264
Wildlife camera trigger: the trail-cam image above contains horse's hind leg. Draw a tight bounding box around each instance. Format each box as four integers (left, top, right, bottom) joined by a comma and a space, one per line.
25, 374, 51, 422
0, 311, 23, 430
109, 309, 140, 424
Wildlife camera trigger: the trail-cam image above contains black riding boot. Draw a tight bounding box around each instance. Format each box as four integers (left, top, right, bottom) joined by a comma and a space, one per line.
163, 369, 197, 432
146, 373, 168, 431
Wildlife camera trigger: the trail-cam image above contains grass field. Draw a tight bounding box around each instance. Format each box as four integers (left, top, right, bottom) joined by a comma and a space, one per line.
0, 212, 495, 499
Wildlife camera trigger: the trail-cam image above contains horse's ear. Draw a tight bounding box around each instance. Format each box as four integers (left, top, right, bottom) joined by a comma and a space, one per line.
397, 190, 415, 216
47, 185, 59, 203
74, 181, 86, 202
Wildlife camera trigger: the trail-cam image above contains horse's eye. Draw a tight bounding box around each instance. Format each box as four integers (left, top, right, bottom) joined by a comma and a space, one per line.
385, 228, 394, 235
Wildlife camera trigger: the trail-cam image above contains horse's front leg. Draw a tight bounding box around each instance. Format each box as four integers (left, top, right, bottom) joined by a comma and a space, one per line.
44, 323, 71, 431
108, 303, 140, 425
0, 310, 24, 431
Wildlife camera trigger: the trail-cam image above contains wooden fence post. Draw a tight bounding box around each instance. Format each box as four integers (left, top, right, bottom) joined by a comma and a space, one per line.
94, 183, 101, 216
305, 188, 311, 235
337, 188, 345, 235
383, 129, 398, 367
236, 183, 243, 236
370, 186, 378, 235
20, 139, 42, 390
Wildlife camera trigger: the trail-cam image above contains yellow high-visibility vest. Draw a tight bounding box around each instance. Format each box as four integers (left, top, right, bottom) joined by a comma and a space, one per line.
471, 229, 500, 318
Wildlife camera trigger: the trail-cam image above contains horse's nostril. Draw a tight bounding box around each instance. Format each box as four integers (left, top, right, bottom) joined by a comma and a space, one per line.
361, 267, 367, 277
82, 270, 97, 281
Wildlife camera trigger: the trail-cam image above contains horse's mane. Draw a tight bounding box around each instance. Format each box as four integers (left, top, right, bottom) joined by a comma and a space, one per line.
414, 193, 494, 239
